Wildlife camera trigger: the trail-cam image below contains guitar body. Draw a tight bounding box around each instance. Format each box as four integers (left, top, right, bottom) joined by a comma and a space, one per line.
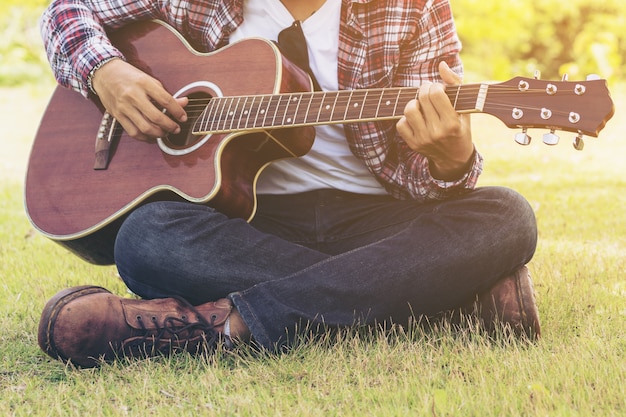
25, 20, 316, 264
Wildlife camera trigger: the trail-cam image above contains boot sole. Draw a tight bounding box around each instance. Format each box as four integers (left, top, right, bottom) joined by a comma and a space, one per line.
38, 285, 112, 363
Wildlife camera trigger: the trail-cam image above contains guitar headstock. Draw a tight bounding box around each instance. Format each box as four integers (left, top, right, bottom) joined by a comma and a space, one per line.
482, 75, 615, 150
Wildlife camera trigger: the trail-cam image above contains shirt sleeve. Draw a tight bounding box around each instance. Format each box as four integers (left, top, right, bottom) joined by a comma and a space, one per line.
382, 0, 484, 200
42, 0, 120, 97
40, 0, 241, 97
39, 0, 186, 97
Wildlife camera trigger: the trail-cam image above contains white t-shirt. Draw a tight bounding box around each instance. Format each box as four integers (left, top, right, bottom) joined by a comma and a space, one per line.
228, 0, 388, 195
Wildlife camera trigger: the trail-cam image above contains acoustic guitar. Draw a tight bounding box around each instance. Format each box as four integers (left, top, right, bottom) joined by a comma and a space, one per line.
24, 20, 615, 264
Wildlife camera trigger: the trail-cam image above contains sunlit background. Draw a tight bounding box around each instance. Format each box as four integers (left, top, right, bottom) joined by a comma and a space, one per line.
451, 0, 625, 83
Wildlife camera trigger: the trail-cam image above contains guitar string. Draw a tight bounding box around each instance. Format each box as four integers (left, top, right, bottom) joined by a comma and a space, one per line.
179, 97, 580, 117
171, 86, 585, 130
179, 92, 580, 112
179, 86, 584, 100
178, 88, 586, 110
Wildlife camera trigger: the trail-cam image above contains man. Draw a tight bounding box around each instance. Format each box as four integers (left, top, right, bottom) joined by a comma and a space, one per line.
37, 0, 540, 368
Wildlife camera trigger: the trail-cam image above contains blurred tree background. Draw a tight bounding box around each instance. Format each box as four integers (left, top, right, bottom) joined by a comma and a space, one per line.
0, 0, 51, 86
1, 0, 624, 87
452, 0, 625, 83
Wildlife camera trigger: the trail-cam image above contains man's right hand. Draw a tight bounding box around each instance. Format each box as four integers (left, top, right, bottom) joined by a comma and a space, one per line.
91, 59, 188, 141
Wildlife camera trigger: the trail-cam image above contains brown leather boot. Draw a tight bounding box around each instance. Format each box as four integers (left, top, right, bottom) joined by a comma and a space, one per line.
38, 285, 246, 367
471, 265, 541, 340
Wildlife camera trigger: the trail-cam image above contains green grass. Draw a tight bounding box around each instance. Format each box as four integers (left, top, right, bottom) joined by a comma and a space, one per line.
1, 82, 625, 416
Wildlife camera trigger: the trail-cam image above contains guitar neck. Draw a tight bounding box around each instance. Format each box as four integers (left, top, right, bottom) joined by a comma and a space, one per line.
192, 83, 489, 134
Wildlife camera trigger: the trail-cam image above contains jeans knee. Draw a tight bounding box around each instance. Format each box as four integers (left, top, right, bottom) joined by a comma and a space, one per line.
496, 187, 536, 228
480, 186, 538, 255
114, 201, 231, 293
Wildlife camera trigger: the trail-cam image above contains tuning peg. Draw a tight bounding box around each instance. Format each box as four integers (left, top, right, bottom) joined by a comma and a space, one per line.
586, 74, 601, 81
534, 70, 541, 80
561, 73, 569, 81
543, 130, 560, 145
573, 133, 585, 151
514, 128, 532, 146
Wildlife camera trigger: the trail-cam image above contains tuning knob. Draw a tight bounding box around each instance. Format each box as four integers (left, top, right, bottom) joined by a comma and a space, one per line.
515, 128, 532, 145
573, 133, 585, 151
543, 130, 560, 145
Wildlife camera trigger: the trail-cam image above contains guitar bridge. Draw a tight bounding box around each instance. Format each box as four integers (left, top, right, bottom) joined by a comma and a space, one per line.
94, 111, 117, 170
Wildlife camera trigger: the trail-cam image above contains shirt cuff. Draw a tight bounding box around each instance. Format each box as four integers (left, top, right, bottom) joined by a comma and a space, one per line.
429, 149, 484, 191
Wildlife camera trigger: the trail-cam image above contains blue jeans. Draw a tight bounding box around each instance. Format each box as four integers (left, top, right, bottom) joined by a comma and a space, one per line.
114, 186, 537, 350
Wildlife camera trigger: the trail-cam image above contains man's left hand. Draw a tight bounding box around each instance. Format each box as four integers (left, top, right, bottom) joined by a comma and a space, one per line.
396, 61, 474, 181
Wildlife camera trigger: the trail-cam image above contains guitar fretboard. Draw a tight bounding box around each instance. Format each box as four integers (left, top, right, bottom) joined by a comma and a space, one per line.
192, 84, 488, 134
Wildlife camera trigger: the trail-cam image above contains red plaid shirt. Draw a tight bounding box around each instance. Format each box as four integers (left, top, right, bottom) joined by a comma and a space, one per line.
41, 0, 483, 200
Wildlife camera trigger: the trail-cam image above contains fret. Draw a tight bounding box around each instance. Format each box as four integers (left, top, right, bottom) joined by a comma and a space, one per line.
374, 89, 384, 120
316, 91, 338, 123
199, 99, 214, 132
341, 90, 354, 122
234, 96, 247, 130
377, 89, 402, 118
211, 97, 228, 130
243, 96, 254, 129
234, 97, 245, 129
358, 90, 368, 120
269, 95, 283, 128
276, 95, 287, 126
205, 99, 219, 132
314, 92, 329, 124
197, 101, 211, 132
397, 89, 419, 116
452, 86, 461, 110
258, 95, 271, 128
391, 89, 401, 118
291, 93, 304, 125
228, 97, 243, 130
216, 97, 231, 131
281, 94, 293, 126
253, 96, 266, 127
281, 94, 299, 126
218, 98, 231, 131
222, 97, 233, 130
328, 92, 340, 123
300, 92, 315, 125
343, 90, 369, 121
264, 95, 277, 128
445, 85, 481, 112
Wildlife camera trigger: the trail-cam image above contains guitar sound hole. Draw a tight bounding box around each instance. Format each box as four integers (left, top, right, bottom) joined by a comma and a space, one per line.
163, 91, 212, 148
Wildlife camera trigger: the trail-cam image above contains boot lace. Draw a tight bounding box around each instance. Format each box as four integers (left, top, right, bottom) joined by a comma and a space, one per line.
121, 296, 223, 358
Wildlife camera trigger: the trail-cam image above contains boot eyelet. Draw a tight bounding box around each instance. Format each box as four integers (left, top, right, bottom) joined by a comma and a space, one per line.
151, 316, 157, 322
210, 314, 218, 321
181, 315, 187, 320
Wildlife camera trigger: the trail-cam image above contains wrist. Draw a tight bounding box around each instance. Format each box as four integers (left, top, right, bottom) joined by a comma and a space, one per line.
87, 56, 122, 96
429, 147, 476, 181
